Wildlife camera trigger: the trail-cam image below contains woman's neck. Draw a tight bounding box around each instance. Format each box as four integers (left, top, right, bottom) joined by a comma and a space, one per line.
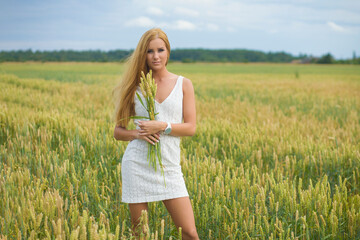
152, 68, 171, 82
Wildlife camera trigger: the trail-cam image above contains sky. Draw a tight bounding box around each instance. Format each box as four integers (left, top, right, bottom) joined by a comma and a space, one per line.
0, 0, 359, 59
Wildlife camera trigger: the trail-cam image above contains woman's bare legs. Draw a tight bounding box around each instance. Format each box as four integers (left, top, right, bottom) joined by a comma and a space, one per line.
162, 197, 199, 240
128, 202, 149, 235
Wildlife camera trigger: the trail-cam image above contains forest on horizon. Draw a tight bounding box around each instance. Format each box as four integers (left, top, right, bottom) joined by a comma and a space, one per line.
0, 48, 359, 64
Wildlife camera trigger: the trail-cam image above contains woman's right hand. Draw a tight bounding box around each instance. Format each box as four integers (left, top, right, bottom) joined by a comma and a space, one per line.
114, 126, 160, 144
136, 131, 160, 145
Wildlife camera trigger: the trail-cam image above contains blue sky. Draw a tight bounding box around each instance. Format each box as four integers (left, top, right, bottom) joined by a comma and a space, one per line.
0, 0, 359, 59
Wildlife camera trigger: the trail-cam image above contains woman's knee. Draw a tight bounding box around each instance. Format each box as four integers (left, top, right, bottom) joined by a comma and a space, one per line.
182, 227, 199, 240
128, 203, 148, 226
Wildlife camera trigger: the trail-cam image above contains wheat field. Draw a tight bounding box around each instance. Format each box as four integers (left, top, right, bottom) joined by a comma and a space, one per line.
0, 62, 359, 239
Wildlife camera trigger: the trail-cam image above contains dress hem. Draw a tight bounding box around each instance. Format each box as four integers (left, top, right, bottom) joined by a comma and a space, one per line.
122, 193, 189, 204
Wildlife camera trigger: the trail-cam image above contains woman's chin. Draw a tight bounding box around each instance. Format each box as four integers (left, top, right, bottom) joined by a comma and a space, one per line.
150, 65, 164, 71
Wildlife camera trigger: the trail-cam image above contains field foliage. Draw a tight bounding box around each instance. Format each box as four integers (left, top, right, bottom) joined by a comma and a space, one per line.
0, 62, 360, 239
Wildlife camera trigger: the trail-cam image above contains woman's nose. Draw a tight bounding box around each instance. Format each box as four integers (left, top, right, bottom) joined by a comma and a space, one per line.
154, 51, 159, 59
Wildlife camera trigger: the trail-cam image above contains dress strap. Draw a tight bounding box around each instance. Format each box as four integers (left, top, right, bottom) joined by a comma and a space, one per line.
177, 76, 183, 92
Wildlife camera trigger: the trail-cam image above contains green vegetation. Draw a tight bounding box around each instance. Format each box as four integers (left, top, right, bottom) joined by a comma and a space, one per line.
1, 49, 358, 64
1, 62, 359, 239
171, 49, 295, 62
0, 50, 132, 63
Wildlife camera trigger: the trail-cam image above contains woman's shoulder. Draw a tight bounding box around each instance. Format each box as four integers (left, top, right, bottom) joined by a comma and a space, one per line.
181, 76, 194, 93
166, 71, 193, 90
181, 76, 192, 83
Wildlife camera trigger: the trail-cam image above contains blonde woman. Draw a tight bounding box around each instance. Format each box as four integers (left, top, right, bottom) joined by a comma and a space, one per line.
113, 28, 198, 240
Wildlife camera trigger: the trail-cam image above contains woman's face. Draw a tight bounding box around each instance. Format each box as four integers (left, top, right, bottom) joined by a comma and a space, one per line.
146, 38, 168, 71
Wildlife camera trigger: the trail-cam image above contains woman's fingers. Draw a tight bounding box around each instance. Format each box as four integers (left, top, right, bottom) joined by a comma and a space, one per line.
140, 133, 160, 141
148, 135, 159, 144
137, 130, 160, 144
139, 129, 160, 136
138, 120, 162, 135
138, 129, 147, 135
144, 136, 155, 145
144, 135, 159, 145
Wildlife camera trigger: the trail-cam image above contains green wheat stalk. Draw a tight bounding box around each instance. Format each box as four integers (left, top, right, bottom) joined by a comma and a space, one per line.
135, 70, 165, 186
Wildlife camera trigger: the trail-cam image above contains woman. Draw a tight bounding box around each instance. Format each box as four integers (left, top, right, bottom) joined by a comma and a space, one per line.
113, 28, 199, 240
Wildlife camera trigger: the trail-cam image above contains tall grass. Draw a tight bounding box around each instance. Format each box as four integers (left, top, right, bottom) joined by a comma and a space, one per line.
0, 62, 359, 239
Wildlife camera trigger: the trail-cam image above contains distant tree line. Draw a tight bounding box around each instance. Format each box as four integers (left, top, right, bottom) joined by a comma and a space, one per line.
170, 49, 295, 63
0, 49, 132, 62
0, 49, 358, 64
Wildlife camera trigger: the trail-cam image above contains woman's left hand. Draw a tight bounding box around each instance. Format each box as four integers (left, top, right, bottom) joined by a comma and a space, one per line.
138, 120, 165, 135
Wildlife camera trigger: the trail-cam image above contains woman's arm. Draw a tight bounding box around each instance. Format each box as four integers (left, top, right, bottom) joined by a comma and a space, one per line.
113, 126, 160, 145
138, 77, 196, 137
113, 126, 138, 141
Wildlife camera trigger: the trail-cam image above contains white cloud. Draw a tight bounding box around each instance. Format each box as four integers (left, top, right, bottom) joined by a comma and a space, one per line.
146, 7, 164, 16
159, 20, 197, 30
174, 7, 199, 17
124, 18, 196, 31
327, 21, 347, 32
124, 17, 155, 28
173, 20, 197, 30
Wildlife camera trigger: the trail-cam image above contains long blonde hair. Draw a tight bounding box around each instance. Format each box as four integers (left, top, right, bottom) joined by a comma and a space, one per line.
113, 28, 171, 127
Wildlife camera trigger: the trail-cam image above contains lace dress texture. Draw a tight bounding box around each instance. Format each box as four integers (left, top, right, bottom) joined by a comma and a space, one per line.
121, 76, 189, 203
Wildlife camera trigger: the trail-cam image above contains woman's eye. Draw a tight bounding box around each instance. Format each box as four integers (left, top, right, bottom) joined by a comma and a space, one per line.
158, 49, 164, 52
147, 50, 153, 53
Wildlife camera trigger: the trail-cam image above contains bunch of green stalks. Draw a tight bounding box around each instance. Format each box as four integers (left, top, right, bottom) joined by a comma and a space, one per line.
136, 70, 165, 183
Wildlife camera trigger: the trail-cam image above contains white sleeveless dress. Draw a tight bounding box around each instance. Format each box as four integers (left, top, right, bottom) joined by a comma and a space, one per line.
121, 76, 189, 203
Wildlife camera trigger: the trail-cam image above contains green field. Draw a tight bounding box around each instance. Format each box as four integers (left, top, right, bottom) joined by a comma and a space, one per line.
1, 62, 359, 239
